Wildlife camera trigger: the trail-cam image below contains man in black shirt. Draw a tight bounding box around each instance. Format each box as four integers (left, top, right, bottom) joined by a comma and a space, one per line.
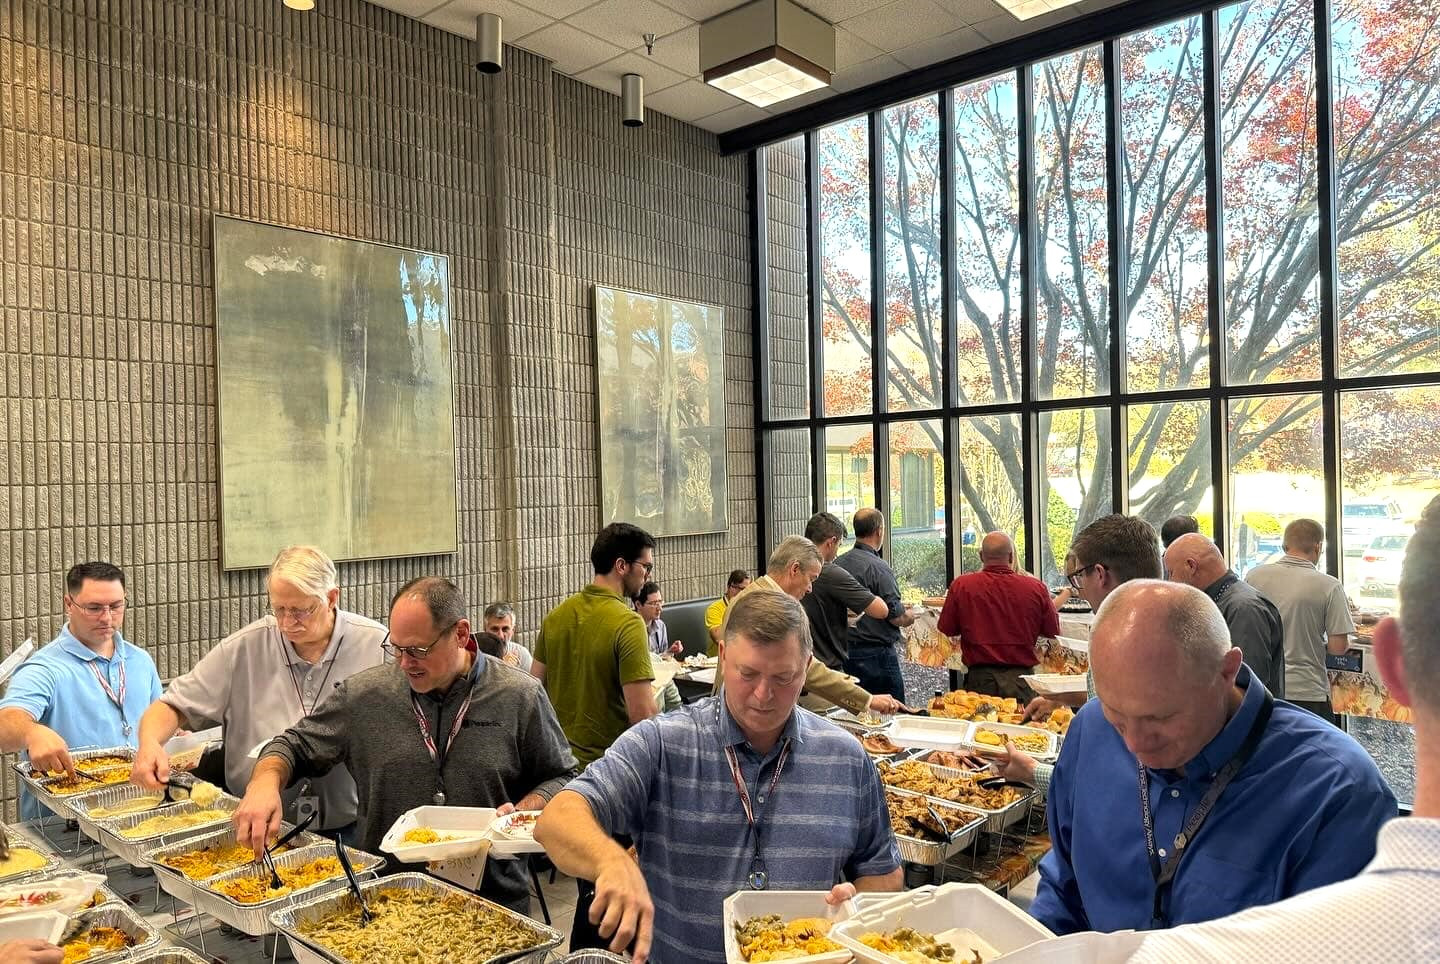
836, 508, 914, 700
800, 513, 892, 671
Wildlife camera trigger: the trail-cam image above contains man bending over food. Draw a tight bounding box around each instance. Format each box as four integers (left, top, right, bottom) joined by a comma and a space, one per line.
535, 590, 902, 963
233, 576, 577, 913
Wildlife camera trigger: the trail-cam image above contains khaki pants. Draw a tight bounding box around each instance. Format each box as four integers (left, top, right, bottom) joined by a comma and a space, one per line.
964, 664, 1036, 703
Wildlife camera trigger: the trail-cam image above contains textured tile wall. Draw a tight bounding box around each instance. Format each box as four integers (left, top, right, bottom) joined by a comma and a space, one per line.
765, 136, 809, 422
0, 0, 754, 815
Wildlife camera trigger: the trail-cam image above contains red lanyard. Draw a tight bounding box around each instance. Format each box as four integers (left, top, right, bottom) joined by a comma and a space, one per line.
410, 686, 473, 773
86, 659, 128, 728
724, 739, 791, 890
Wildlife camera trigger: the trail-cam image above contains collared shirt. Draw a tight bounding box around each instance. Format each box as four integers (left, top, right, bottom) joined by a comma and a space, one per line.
1031, 665, 1396, 935
937, 563, 1060, 668
1127, 817, 1440, 962
1203, 571, 1285, 699
262, 654, 577, 910
801, 563, 878, 670
835, 543, 904, 650
1245, 555, 1354, 702
645, 618, 671, 656
1, 626, 163, 820
569, 696, 900, 963
161, 609, 386, 830
501, 641, 534, 673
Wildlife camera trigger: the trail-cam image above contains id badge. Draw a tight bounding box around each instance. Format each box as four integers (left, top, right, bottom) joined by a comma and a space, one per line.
295, 791, 321, 826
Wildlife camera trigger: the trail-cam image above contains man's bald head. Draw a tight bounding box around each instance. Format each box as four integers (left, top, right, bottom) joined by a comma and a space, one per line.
1163, 532, 1228, 590
979, 532, 1014, 564
1093, 580, 1233, 681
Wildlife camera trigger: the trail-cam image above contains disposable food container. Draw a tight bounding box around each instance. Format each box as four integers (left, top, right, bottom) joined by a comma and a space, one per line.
190, 841, 383, 937
830, 883, 1052, 964
722, 889, 856, 964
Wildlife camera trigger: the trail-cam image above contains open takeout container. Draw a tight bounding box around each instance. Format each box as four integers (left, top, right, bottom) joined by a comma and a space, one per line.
722, 889, 856, 964
883, 716, 974, 750
1019, 673, 1089, 697
270, 871, 563, 964
965, 722, 1059, 763
991, 929, 1145, 962
830, 883, 1052, 964
381, 805, 497, 863
0, 871, 106, 918
0, 909, 67, 945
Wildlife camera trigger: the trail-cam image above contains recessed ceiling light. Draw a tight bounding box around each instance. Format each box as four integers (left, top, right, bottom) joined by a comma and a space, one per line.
995, 0, 1082, 21
700, 0, 834, 109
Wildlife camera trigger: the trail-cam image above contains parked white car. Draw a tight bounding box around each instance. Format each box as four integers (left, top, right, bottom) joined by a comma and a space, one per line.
1356, 532, 1409, 597
1342, 500, 1405, 556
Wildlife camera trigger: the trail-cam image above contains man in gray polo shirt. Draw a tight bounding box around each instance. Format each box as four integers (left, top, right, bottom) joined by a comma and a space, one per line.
133, 546, 386, 833
1246, 519, 1355, 722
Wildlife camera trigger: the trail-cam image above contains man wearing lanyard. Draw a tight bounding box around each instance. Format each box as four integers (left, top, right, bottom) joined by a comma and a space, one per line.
234, 576, 576, 913
1031, 580, 1395, 935
0, 562, 163, 820
536, 590, 902, 963
131, 546, 386, 836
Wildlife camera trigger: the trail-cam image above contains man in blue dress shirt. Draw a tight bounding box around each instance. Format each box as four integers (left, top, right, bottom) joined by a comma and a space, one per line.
1032, 579, 1396, 935
535, 589, 902, 963
0, 562, 163, 820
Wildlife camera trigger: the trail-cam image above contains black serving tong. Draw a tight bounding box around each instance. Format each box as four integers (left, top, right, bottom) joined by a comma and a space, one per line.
333, 833, 372, 926
270, 810, 318, 853
923, 801, 963, 845
260, 847, 284, 891
162, 776, 192, 804
894, 704, 929, 717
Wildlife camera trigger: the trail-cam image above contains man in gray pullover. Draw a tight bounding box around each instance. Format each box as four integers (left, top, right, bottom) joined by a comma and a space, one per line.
234, 576, 577, 912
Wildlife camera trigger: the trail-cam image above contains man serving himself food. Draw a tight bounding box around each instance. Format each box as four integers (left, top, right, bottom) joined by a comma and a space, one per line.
233, 576, 577, 912
535, 590, 903, 964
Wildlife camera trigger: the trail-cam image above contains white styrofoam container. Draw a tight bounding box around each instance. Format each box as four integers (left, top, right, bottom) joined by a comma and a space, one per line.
722, 889, 855, 964
380, 805, 495, 863
0, 909, 66, 944
830, 884, 1053, 964
884, 716, 974, 750
1019, 673, 1088, 697
965, 722, 1059, 762
992, 930, 1145, 962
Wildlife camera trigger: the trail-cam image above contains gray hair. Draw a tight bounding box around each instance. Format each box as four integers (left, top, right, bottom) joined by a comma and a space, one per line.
390, 576, 466, 630
723, 590, 812, 659
268, 546, 338, 599
483, 602, 515, 622
1095, 579, 1230, 678
766, 536, 822, 577
1399, 496, 1440, 711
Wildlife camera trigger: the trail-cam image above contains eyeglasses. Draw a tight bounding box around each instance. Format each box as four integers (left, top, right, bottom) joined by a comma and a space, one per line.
629, 559, 655, 575
1066, 563, 1099, 590
72, 600, 127, 617
271, 601, 321, 624
381, 622, 457, 660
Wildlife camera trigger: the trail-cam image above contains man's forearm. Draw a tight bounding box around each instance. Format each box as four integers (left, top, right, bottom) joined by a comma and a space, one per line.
138, 701, 184, 748
854, 868, 903, 892
534, 790, 628, 881
249, 753, 293, 792
0, 708, 37, 753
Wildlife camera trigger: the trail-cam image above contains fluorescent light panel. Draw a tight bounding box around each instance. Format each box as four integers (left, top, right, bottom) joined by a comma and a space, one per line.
994, 0, 1083, 21
706, 55, 828, 108
699, 0, 835, 108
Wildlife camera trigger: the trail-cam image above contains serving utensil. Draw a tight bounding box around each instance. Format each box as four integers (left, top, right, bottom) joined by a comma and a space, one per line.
259, 848, 284, 892
923, 801, 963, 844
269, 810, 317, 854
333, 834, 372, 927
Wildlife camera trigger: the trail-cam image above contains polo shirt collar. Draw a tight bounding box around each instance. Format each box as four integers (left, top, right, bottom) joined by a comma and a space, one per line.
57, 624, 126, 663
1173, 664, 1263, 780
1202, 571, 1239, 601
715, 696, 805, 754
280, 608, 347, 667
981, 563, 1015, 574
1278, 554, 1317, 570
854, 542, 882, 558
583, 584, 628, 603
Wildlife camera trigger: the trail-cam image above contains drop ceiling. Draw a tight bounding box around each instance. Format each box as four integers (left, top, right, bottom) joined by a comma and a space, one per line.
369, 0, 1133, 133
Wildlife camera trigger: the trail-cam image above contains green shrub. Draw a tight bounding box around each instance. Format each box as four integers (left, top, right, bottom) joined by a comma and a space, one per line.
890, 534, 948, 597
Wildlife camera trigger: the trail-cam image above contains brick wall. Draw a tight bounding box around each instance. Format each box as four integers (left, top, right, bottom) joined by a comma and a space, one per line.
0, 0, 753, 814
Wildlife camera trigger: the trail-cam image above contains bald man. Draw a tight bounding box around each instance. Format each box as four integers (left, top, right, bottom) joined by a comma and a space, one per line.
937, 532, 1060, 701
1164, 533, 1285, 698
1032, 581, 1394, 936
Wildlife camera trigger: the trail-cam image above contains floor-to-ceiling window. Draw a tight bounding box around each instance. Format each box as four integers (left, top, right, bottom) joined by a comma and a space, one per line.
755, 0, 1440, 807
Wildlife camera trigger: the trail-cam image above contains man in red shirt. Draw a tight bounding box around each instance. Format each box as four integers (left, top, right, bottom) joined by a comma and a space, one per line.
937, 532, 1060, 701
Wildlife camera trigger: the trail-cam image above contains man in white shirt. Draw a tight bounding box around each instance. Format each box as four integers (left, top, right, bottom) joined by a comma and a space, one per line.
480, 602, 534, 673
1245, 519, 1354, 722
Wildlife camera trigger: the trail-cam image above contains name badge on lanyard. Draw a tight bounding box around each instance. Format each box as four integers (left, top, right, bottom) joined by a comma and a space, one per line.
411, 685, 473, 807
86, 659, 130, 739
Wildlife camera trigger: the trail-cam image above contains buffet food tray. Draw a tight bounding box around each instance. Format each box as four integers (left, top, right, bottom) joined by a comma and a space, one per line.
60, 901, 162, 964
141, 822, 321, 905
0, 823, 64, 883
94, 796, 241, 868
910, 749, 988, 780
69, 781, 173, 840
555, 953, 631, 963
13, 745, 134, 818
189, 842, 384, 937
878, 760, 1033, 833
126, 949, 213, 964
885, 790, 987, 866
270, 871, 564, 964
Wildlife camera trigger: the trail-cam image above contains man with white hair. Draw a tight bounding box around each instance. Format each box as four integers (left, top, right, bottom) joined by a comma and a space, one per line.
133, 545, 387, 834
1031, 580, 1395, 935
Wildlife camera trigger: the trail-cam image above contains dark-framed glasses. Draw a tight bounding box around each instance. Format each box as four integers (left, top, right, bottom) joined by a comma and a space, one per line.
1066, 563, 1099, 590
630, 559, 655, 575
381, 622, 457, 660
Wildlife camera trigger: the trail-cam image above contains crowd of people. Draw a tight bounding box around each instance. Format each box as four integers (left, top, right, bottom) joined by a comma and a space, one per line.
0, 497, 1435, 962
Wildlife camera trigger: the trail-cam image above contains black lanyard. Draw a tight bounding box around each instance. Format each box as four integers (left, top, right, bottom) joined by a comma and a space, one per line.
1140, 688, 1274, 928
281, 634, 344, 718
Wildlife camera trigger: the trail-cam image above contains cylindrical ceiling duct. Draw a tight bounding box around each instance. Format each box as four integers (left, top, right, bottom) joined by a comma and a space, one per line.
621, 73, 644, 127
475, 13, 502, 73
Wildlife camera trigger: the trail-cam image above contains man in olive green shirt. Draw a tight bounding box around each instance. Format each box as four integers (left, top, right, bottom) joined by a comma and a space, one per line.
531, 522, 658, 952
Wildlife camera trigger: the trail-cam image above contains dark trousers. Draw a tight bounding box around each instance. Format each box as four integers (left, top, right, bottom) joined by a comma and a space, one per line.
1292, 699, 1338, 725
964, 664, 1035, 703
844, 645, 905, 703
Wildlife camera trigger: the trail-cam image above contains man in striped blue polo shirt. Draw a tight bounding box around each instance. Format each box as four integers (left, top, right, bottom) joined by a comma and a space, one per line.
536, 590, 902, 963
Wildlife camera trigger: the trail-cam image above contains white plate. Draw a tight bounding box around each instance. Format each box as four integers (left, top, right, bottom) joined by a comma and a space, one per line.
723, 890, 854, 964
831, 883, 1052, 964
685, 667, 718, 686
380, 806, 496, 863
1020, 673, 1089, 697
884, 716, 973, 750
490, 810, 541, 841
0, 873, 106, 918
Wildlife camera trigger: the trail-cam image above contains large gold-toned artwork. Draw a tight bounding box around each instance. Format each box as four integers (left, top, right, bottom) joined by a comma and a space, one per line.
594, 285, 727, 537
213, 217, 458, 570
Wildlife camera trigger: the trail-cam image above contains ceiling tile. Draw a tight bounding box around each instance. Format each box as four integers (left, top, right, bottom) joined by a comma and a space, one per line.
829, 53, 906, 92
574, 51, 690, 95
694, 101, 771, 132
635, 24, 700, 75
422, 0, 555, 40
803, 0, 891, 23
368, 0, 450, 17
892, 25, 985, 68
518, 0, 598, 17
764, 86, 839, 115
835, 27, 883, 70
655, 0, 740, 22
644, 78, 742, 120
971, 13, 1029, 43
569, 0, 694, 50
515, 21, 626, 74
944, 0, 1007, 24
842, 0, 964, 52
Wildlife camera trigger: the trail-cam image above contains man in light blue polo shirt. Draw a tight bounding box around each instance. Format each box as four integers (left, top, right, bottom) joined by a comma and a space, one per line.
536, 590, 902, 964
0, 561, 162, 820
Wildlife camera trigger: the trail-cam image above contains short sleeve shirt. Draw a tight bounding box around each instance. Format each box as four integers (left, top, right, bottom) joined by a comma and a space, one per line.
800, 563, 878, 670
936, 564, 1061, 668
1245, 556, 1355, 702
535, 585, 654, 768
704, 598, 728, 656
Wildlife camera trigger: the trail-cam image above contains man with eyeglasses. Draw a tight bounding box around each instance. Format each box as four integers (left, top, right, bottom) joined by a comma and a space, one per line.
234, 576, 575, 913
0, 561, 164, 820
131, 546, 385, 835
